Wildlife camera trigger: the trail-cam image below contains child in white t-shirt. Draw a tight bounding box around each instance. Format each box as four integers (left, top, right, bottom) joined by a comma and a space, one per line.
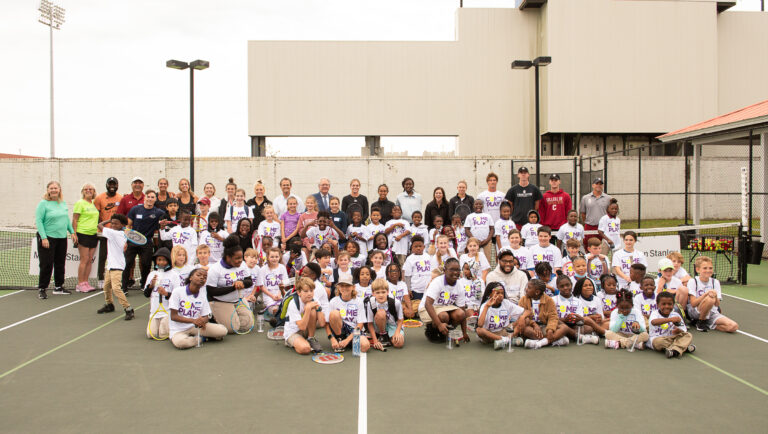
326, 276, 370, 353
506, 229, 534, 277
597, 199, 621, 250
346, 209, 370, 259
605, 289, 648, 350
256, 205, 283, 250
573, 276, 605, 339
494, 202, 515, 251
611, 231, 647, 288
686, 256, 739, 333
634, 275, 657, 323
242, 248, 260, 310
476, 282, 526, 349
256, 248, 289, 317
96, 215, 133, 318
164, 211, 199, 267
418, 258, 468, 343
409, 211, 429, 252
534, 262, 558, 297
561, 239, 581, 279
464, 199, 495, 262
366, 279, 405, 350
366, 209, 385, 252
284, 277, 326, 354
585, 237, 609, 291
459, 237, 491, 283
355, 266, 375, 300
556, 210, 585, 253
168, 268, 227, 349
195, 245, 211, 271
224, 189, 251, 233
171, 245, 194, 289
143, 247, 177, 339
345, 241, 366, 270
384, 262, 412, 319
384, 205, 410, 264
520, 210, 541, 247
451, 214, 468, 254
667, 251, 691, 286
529, 226, 563, 272
650, 291, 695, 358
306, 212, 340, 255
403, 236, 432, 316
428, 215, 446, 254
430, 235, 458, 271
600, 274, 619, 325
458, 262, 484, 320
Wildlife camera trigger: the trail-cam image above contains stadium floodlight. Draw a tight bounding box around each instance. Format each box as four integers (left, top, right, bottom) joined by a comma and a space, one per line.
512, 56, 552, 186
38, 0, 65, 159
166, 59, 210, 191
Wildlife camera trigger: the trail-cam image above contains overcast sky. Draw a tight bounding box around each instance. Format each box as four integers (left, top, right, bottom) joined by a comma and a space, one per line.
1, 0, 762, 159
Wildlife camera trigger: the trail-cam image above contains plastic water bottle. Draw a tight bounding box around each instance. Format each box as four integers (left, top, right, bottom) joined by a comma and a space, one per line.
257, 315, 264, 333
352, 328, 361, 356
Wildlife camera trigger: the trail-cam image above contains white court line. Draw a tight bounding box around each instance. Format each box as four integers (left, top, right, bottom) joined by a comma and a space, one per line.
358, 352, 367, 434
737, 330, 768, 344
0, 292, 101, 332
0, 290, 24, 299
723, 293, 768, 308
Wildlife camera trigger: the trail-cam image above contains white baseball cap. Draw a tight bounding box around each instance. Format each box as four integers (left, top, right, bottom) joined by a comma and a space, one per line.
657, 258, 674, 271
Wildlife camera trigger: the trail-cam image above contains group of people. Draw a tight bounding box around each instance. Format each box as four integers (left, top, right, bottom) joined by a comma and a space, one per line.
33, 170, 738, 355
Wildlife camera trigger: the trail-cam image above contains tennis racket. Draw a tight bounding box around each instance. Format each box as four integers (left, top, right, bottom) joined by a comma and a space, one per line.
125, 229, 147, 246
454, 203, 471, 225
231, 298, 255, 335
403, 319, 423, 328
267, 326, 284, 341
251, 230, 261, 251
147, 291, 169, 341
191, 214, 208, 233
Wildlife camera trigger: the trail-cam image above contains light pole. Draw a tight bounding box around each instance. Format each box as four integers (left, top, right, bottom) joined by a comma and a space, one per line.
38, 0, 65, 159
166, 59, 210, 191
512, 56, 551, 187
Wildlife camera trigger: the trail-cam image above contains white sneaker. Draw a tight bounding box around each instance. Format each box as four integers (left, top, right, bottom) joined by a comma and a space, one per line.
494, 336, 510, 351
552, 337, 569, 347
524, 339, 541, 349
98, 280, 104, 289
605, 339, 620, 349
588, 335, 600, 345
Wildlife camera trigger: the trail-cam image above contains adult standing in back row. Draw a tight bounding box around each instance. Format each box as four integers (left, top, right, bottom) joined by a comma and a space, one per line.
505, 167, 543, 230
538, 174, 572, 238
396, 177, 422, 223
477, 172, 506, 223
448, 180, 474, 218
342, 178, 369, 223
36, 181, 77, 299
313, 178, 334, 213
579, 177, 611, 249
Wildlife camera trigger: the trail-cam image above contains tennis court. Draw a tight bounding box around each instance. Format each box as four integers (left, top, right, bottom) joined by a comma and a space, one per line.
0, 263, 766, 433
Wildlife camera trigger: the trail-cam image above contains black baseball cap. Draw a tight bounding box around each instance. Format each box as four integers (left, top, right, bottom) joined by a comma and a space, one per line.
517, 167, 529, 173
593, 177, 604, 184
549, 173, 560, 180
106, 177, 118, 184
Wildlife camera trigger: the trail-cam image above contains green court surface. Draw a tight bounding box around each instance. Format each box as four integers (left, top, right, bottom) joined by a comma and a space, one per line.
1, 265, 767, 434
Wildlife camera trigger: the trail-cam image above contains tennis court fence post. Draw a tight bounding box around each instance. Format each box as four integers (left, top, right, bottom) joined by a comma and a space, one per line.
637, 146, 642, 229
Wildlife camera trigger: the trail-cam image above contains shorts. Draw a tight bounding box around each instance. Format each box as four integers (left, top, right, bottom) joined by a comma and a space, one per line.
687, 307, 724, 330
334, 323, 356, 341
418, 305, 458, 324
76, 232, 99, 248
373, 322, 403, 338
285, 330, 308, 347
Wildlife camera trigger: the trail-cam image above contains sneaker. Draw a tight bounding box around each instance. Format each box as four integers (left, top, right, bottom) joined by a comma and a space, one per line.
585, 335, 600, 345
128, 279, 136, 289
604, 339, 620, 349
83, 282, 97, 293
378, 333, 392, 348
97, 303, 115, 314
38, 289, 47, 300
494, 336, 510, 351
696, 320, 709, 333
307, 336, 323, 353
666, 348, 680, 359
552, 336, 569, 347
424, 325, 444, 344
52, 287, 71, 295
98, 280, 104, 289
512, 336, 525, 347
75, 282, 86, 293
124, 308, 135, 320
524, 339, 541, 349
686, 344, 696, 354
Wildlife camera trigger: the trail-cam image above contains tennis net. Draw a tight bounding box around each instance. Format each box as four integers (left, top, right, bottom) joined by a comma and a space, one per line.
584, 222, 743, 283
0, 227, 141, 290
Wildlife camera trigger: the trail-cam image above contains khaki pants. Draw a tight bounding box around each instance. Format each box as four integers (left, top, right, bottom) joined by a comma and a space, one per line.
103, 269, 130, 309
418, 305, 458, 324
147, 316, 170, 339
211, 301, 254, 334
481, 243, 493, 267
171, 324, 228, 349
652, 333, 693, 354
605, 330, 649, 348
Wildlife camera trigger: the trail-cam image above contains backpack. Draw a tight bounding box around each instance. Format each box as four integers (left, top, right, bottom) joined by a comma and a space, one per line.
364, 295, 398, 321
274, 288, 300, 327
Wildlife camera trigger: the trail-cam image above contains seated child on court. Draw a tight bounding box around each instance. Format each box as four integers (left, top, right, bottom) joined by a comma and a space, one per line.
552, 275, 584, 345
284, 276, 326, 354
242, 248, 260, 309
419, 258, 469, 343
573, 277, 605, 340
534, 262, 557, 297
605, 289, 648, 350
655, 258, 687, 307
649, 291, 695, 358
627, 263, 646, 295
365, 278, 405, 350
143, 247, 176, 339
687, 256, 739, 333
385, 262, 412, 318
600, 274, 619, 324
560, 239, 582, 278
476, 281, 527, 350
169, 268, 228, 349
331, 251, 354, 298
585, 237, 610, 290
195, 244, 211, 270
507, 229, 534, 277
518, 279, 570, 349
460, 237, 491, 283
667, 251, 691, 286
327, 275, 370, 353
634, 275, 657, 323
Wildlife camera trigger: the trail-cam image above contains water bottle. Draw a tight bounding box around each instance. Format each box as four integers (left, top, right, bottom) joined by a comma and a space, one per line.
352, 328, 361, 356
257, 315, 264, 333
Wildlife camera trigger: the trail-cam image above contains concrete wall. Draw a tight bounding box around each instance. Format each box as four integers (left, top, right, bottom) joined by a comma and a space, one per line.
3, 154, 760, 229
717, 12, 768, 114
